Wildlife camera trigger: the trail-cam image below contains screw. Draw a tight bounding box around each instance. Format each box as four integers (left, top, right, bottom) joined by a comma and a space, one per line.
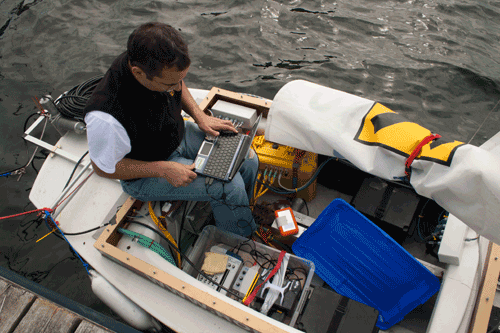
213, 301, 216, 305
486, 297, 490, 301
101, 244, 105, 248
182, 285, 185, 289
126, 257, 130, 261
246, 317, 249, 321
153, 271, 156, 274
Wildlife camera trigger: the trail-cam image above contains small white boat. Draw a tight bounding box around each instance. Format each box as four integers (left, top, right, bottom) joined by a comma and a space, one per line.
25, 80, 500, 333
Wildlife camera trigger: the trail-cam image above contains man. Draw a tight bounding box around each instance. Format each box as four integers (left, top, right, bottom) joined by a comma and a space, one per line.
84, 22, 258, 237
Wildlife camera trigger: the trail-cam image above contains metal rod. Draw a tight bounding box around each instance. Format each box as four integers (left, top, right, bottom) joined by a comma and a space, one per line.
50, 160, 92, 217
23, 135, 82, 164
24, 114, 45, 135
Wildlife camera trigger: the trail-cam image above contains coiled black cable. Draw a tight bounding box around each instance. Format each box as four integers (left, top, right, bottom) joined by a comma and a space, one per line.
55, 76, 103, 120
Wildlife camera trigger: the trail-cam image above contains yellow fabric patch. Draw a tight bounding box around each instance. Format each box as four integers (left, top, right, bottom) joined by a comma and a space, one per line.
201, 252, 229, 275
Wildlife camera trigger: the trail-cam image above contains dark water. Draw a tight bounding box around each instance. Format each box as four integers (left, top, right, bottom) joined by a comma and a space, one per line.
1, 0, 499, 324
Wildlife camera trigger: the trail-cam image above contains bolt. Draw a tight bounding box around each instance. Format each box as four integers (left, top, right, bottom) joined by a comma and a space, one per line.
486, 297, 490, 301
246, 317, 249, 321
495, 257, 498, 261
213, 301, 216, 305
126, 257, 130, 261
182, 285, 185, 289
101, 244, 105, 248
153, 271, 156, 274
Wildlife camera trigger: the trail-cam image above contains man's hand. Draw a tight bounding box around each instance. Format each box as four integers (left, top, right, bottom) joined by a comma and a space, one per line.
159, 161, 197, 187
179, 82, 238, 137
197, 114, 238, 137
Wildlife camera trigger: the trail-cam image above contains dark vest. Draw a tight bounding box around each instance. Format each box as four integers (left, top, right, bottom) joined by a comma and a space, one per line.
84, 52, 185, 162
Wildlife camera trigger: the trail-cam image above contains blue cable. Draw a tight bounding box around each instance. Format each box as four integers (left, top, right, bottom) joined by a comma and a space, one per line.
0, 172, 12, 177
45, 211, 90, 275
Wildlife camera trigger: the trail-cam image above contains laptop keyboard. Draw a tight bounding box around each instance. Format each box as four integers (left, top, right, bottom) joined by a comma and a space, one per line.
203, 133, 242, 179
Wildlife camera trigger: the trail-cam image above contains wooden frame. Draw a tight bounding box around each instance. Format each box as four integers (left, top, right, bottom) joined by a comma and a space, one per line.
94, 197, 293, 333
469, 242, 500, 333
198, 87, 272, 118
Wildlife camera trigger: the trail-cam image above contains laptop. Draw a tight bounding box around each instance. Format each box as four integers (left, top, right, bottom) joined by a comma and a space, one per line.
194, 114, 262, 182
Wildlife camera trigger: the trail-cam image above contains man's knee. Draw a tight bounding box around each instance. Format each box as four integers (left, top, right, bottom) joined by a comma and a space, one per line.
249, 148, 255, 159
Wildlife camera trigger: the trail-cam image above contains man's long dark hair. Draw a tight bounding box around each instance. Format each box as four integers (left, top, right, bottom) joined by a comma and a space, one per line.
127, 22, 191, 79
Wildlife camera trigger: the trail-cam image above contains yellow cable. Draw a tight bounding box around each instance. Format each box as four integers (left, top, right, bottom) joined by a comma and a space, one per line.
255, 170, 276, 200
252, 173, 263, 206
256, 172, 269, 198
254, 187, 269, 202
148, 202, 182, 268
36, 229, 56, 243
242, 272, 260, 304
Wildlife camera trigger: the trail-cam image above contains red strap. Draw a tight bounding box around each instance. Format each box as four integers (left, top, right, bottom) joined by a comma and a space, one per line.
243, 250, 287, 306
405, 134, 441, 179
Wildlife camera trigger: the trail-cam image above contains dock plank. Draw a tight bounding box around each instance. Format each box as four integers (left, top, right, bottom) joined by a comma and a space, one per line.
13, 298, 81, 333
0, 283, 36, 333
0, 272, 133, 333
43, 308, 82, 333
74, 320, 114, 333
0, 278, 8, 294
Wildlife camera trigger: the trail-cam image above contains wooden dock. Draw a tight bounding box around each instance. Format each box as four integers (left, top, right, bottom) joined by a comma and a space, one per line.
0, 275, 114, 333
0, 266, 142, 333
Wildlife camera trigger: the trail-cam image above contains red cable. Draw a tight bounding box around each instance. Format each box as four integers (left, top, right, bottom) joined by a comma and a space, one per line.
0, 208, 53, 221
1, 171, 94, 221
243, 250, 287, 306
405, 134, 441, 179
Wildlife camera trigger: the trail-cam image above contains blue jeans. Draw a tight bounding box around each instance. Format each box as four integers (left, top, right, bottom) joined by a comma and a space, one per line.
120, 121, 258, 237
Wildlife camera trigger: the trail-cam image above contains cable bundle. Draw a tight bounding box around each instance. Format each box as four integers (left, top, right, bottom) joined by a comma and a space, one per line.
55, 76, 103, 120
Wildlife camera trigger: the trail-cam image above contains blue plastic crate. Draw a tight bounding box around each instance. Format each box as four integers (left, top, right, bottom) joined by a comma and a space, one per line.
292, 198, 440, 329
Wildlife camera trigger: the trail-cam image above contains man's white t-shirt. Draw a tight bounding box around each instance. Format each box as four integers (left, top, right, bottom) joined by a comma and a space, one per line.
85, 111, 132, 174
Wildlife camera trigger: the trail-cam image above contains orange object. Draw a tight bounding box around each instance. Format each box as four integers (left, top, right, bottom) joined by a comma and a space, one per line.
275, 207, 299, 236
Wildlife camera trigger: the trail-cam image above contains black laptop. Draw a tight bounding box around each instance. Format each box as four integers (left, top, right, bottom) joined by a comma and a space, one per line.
194, 114, 262, 182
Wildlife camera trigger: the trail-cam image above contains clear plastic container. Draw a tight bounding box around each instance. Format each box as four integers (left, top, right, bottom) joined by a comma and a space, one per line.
183, 225, 315, 327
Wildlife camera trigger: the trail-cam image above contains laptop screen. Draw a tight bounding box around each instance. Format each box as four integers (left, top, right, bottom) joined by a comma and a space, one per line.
228, 114, 262, 180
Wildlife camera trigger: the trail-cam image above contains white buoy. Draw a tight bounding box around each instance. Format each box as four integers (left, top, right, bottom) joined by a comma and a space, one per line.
89, 270, 162, 332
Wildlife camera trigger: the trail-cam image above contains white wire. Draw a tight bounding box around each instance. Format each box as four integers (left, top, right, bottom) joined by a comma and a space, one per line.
468, 99, 500, 144
278, 173, 294, 191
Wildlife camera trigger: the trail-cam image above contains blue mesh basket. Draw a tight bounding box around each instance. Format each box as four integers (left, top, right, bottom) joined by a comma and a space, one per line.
292, 198, 440, 329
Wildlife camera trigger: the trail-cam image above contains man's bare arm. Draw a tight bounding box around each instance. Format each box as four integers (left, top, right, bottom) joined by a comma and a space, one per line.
91, 158, 196, 187
179, 80, 237, 135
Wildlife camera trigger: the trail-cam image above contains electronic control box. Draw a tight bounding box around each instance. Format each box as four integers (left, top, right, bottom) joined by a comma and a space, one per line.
252, 135, 318, 202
